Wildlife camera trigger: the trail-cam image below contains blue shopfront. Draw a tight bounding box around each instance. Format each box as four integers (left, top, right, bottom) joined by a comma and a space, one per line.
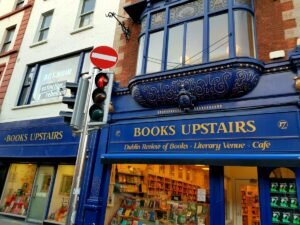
76, 55, 300, 225
0, 117, 79, 224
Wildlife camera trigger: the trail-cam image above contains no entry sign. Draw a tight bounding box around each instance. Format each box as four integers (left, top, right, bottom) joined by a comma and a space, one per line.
90, 46, 118, 69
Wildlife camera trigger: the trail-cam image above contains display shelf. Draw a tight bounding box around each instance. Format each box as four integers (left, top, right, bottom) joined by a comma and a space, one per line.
270, 178, 300, 225
241, 185, 260, 225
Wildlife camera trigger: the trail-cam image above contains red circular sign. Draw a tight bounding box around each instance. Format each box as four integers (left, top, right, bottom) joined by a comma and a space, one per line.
90, 46, 118, 69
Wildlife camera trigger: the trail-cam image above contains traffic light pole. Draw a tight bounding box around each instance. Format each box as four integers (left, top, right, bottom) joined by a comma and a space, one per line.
66, 68, 99, 225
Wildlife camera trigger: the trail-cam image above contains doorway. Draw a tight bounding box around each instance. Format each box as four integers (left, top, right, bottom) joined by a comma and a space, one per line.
224, 166, 260, 225
26, 166, 55, 223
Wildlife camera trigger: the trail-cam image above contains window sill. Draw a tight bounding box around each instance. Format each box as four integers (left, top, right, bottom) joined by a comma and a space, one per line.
70, 25, 93, 35
30, 40, 48, 48
12, 98, 63, 110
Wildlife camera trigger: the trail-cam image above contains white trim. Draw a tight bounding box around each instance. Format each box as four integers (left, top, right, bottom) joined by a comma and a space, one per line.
91, 52, 117, 62
30, 40, 48, 48
70, 25, 93, 35
12, 99, 62, 110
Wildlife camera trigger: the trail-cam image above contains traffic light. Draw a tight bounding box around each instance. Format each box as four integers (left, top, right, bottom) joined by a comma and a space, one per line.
60, 77, 89, 131
88, 70, 113, 126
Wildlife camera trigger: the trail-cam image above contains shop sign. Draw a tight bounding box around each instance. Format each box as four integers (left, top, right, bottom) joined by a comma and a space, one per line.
0, 123, 77, 146
108, 111, 300, 154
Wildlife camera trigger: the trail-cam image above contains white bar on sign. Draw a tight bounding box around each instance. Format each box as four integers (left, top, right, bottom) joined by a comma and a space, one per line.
92, 52, 117, 62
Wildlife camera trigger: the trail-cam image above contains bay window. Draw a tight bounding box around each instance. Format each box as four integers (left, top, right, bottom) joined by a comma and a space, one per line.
135, 0, 256, 76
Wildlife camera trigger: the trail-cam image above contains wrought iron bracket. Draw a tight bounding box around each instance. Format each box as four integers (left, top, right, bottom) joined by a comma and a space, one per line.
106, 12, 131, 41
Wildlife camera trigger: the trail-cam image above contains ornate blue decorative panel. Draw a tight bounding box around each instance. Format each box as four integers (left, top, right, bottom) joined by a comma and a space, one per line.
151, 10, 165, 29
129, 60, 263, 108
209, 0, 228, 12
170, 0, 204, 23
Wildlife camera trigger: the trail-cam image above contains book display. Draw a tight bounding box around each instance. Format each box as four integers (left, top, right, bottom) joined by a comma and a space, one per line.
241, 185, 260, 225
109, 196, 209, 225
107, 165, 210, 225
270, 178, 300, 225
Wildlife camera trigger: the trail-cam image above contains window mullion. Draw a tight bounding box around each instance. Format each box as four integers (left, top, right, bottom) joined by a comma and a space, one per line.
161, 7, 170, 71
182, 23, 187, 66
228, 0, 235, 58
203, 0, 209, 63
142, 14, 151, 74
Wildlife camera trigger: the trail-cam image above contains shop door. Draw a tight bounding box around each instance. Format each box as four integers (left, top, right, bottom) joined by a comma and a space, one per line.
26, 166, 55, 223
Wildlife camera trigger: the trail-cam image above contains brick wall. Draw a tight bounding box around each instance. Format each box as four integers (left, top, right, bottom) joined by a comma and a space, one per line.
113, 0, 140, 87
0, 0, 34, 108
255, 0, 297, 62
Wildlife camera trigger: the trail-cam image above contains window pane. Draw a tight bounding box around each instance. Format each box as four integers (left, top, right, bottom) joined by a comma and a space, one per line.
81, 52, 91, 74
136, 35, 145, 75
1, 43, 10, 53
6, 29, 15, 42
18, 67, 35, 105
235, 0, 252, 8
41, 14, 52, 30
81, 0, 95, 14
235, 11, 256, 58
209, 14, 229, 61
186, 20, 203, 65
170, 0, 204, 23
224, 166, 260, 225
30, 56, 80, 104
0, 164, 37, 216
141, 17, 147, 33
209, 0, 228, 12
47, 165, 74, 224
146, 31, 164, 73
151, 11, 165, 29
38, 29, 48, 42
167, 25, 184, 70
104, 164, 210, 225
79, 13, 92, 27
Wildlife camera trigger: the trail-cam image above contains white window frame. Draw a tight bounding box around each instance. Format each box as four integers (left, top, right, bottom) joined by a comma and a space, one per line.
76, 0, 96, 28
0, 26, 16, 54
33, 10, 54, 44
15, 0, 25, 10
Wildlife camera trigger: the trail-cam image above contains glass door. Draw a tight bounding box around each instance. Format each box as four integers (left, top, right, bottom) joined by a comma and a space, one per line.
26, 166, 55, 223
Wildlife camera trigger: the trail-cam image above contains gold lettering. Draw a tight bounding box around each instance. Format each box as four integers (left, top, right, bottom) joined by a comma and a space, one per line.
192, 124, 201, 134
168, 125, 176, 135
209, 123, 218, 134
200, 124, 209, 134
246, 120, 256, 132
134, 128, 142, 137
181, 124, 191, 135
217, 123, 228, 133
235, 121, 247, 133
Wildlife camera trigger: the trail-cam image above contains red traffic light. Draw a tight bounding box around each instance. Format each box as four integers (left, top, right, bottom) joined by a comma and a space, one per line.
95, 73, 108, 89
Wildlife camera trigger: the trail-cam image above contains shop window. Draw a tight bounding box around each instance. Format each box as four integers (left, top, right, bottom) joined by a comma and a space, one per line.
224, 166, 260, 225
0, 164, 37, 217
135, 0, 256, 75
105, 164, 210, 225
46, 165, 75, 224
1, 26, 16, 54
17, 50, 91, 106
35, 10, 53, 43
269, 168, 299, 225
78, 0, 96, 28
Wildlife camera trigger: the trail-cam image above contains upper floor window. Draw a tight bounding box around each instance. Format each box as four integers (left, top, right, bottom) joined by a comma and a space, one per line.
1, 26, 16, 53
136, 0, 256, 75
17, 50, 91, 106
35, 10, 53, 42
15, 0, 25, 10
78, 0, 96, 28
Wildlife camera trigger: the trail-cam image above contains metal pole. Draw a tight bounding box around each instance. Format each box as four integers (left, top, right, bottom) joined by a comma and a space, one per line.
66, 68, 97, 225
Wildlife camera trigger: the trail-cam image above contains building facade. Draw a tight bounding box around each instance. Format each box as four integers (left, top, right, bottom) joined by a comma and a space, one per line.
75, 0, 300, 225
0, 0, 119, 224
